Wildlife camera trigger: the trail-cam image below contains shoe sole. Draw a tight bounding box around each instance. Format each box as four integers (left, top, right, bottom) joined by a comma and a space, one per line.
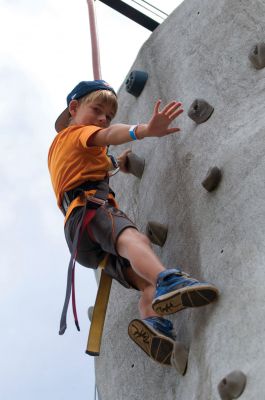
152, 284, 219, 316
128, 319, 175, 366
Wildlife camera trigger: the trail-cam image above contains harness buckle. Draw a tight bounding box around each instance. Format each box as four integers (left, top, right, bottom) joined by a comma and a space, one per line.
86, 195, 106, 207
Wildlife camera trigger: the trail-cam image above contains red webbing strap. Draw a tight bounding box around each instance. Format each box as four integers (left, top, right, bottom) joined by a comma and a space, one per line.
59, 208, 96, 335
71, 209, 97, 329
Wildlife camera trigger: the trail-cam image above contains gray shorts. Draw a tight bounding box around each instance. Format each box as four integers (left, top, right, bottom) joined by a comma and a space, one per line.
64, 203, 138, 289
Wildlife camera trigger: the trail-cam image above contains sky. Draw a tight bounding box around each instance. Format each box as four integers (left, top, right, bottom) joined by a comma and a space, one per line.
0, 1, 183, 399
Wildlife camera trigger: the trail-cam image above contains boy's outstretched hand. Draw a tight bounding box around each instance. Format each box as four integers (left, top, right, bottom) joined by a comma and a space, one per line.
117, 149, 132, 173
90, 99, 183, 146
145, 100, 183, 138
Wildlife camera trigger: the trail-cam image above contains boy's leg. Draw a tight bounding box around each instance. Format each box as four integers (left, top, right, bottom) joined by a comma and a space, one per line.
116, 227, 165, 287
123, 266, 157, 318
117, 228, 219, 316
117, 230, 183, 369
117, 228, 217, 369
74, 202, 218, 368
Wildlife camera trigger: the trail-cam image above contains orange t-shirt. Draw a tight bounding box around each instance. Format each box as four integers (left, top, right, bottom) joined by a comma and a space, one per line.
48, 124, 116, 221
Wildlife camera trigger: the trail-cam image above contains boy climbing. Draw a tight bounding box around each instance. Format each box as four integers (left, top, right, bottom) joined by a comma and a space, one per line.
48, 80, 219, 368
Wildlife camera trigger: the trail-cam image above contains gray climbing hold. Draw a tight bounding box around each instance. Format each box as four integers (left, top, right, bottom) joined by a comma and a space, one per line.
188, 99, 214, 124
248, 42, 265, 69
218, 370, 247, 399
88, 306, 94, 322
171, 341, 189, 376
126, 152, 145, 179
125, 70, 148, 97
146, 221, 168, 247
202, 166, 222, 192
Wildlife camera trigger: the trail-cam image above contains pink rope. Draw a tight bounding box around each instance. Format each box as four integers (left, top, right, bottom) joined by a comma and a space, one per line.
86, 0, 102, 80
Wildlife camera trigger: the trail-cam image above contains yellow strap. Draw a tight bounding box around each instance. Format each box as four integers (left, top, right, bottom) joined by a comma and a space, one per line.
86, 256, 112, 356
98, 254, 109, 270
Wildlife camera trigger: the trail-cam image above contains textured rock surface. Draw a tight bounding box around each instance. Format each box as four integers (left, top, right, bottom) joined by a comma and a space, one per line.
95, 0, 265, 398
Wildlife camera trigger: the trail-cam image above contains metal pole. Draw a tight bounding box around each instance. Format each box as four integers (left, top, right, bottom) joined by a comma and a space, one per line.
98, 0, 159, 31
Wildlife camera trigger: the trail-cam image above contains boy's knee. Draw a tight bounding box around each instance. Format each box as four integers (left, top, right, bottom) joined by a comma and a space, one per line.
140, 232, 151, 246
118, 228, 151, 246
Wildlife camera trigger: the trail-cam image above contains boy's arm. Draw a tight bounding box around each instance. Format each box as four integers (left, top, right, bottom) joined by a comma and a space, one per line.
89, 100, 183, 146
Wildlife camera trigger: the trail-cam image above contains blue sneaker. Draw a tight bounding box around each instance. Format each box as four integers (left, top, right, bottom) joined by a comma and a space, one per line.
128, 317, 176, 366
152, 268, 219, 316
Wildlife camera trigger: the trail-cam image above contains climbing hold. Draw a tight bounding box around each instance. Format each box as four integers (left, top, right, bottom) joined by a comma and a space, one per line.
126, 152, 145, 178
125, 70, 148, 97
248, 42, 265, 69
201, 166, 222, 192
188, 99, 214, 124
218, 370, 247, 399
88, 306, 94, 322
146, 221, 168, 247
171, 341, 189, 376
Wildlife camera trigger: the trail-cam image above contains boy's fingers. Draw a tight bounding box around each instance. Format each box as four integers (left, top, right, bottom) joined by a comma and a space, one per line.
167, 104, 183, 117
162, 101, 177, 114
154, 99, 162, 114
166, 127, 181, 134
169, 108, 184, 120
163, 101, 182, 114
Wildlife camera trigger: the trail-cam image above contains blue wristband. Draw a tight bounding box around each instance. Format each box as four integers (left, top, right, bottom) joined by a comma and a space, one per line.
129, 125, 138, 141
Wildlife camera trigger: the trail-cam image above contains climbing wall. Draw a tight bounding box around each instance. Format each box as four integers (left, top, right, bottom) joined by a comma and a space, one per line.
95, 0, 265, 398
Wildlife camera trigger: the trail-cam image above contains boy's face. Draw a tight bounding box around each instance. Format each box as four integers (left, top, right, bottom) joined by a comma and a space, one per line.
70, 99, 115, 128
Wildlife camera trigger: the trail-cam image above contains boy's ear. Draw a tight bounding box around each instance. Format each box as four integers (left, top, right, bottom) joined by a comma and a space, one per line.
68, 99, 79, 116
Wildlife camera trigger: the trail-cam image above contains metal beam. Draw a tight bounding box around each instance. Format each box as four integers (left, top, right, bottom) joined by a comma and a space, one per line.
98, 0, 159, 31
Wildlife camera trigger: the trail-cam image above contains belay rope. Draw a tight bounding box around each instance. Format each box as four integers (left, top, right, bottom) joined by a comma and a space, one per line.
87, 0, 101, 80
85, 0, 114, 355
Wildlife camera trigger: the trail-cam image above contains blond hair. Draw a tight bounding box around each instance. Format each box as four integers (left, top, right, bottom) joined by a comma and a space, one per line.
79, 90, 118, 116
67, 89, 118, 127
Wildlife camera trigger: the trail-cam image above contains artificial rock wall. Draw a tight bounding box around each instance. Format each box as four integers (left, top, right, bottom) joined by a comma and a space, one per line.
95, 0, 265, 399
